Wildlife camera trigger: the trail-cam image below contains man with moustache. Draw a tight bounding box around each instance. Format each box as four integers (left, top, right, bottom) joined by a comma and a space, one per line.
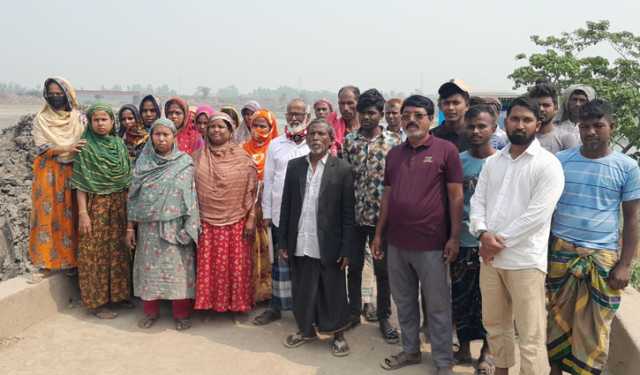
528, 82, 579, 154
253, 98, 310, 326
470, 97, 565, 375
374, 95, 463, 374
384, 98, 404, 140
327, 85, 361, 150
343, 89, 401, 343
432, 79, 471, 152
279, 119, 355, 357
548, 100, 640, 375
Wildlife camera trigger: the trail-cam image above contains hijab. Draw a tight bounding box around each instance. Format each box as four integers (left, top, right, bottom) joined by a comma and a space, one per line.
33, 77, 85, 162
118, 104, 149, 148
139, 95, 162, 130
242, 109, 279, 181
164, 96, 204, 154
195, 105, 215, 134
71, 102, 132, 194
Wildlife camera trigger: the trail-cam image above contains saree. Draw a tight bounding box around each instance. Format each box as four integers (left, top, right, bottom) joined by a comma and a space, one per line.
165, 97, 204, 154
117, 104, 148, 160
547, 238, 621, 375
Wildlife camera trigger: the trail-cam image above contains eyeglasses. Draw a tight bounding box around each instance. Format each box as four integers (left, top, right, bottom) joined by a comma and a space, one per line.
401, 112, 428, 121
287, 112, 307, 119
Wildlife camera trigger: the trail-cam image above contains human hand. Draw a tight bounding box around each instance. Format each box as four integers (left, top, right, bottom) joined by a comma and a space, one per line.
443, 238, 460, 264
279, 249, 288, 260
370, 235, 384, 260
608, 263, 631, 290
125, 229, 136, 249
479, 232, 505, 263
78, 212, 92, 236
337, 256, 349, 270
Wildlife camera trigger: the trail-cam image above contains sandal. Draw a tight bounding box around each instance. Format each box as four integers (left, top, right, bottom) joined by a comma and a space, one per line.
476, 355, 496, 375
92, 308, 118, 320
362, 303, 378, 322
379, 319, 400, 344
138, 315, 158, 329
175, 318, 192, 331
380, 351, 422, 371
284, 332, 318, 348
252, 309, 281, 326
331, 336, 350, 357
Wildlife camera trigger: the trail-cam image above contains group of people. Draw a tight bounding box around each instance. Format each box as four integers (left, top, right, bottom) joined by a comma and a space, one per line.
28, 76, 638, 375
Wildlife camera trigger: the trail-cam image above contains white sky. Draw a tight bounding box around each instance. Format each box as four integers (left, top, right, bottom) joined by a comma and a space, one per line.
1, 0, 639, 95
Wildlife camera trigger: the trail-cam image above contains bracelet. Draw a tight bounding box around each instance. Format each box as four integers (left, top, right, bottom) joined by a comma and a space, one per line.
126, 229, 135, 232
78, 210, 88, 214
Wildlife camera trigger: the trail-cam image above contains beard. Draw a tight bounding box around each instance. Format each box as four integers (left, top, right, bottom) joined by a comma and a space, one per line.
507, 130, 535, 145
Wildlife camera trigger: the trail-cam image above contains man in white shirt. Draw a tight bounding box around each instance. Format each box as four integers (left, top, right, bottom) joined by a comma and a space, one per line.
253, 98, 310, 326
470, 97, 565, 375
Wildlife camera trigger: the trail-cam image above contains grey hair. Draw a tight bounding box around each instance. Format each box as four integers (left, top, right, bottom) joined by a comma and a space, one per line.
286, 98, 308, 113
307, 118, 335, 140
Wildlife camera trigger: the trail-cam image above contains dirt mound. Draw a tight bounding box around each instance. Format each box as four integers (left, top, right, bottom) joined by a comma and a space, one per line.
0, 114, 36, 280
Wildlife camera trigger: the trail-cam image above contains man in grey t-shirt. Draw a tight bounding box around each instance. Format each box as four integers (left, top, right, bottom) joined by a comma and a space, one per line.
529, 82, 580, 154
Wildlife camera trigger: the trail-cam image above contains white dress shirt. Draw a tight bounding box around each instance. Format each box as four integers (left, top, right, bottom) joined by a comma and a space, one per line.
262, 134, 310, 228
470, 138, 565, 272
295, 154, 328, 259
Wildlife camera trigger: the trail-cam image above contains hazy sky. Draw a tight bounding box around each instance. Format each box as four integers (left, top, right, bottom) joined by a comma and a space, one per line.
2, 0, 639, 96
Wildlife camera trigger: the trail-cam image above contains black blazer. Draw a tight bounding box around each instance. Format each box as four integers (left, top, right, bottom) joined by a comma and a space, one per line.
278, 154, 355, 265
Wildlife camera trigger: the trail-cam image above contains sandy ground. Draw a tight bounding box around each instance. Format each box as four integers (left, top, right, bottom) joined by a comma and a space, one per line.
0, 298, 486, 375
0, 105, 41, 129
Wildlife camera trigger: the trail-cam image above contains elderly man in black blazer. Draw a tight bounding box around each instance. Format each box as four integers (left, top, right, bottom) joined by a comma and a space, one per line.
279, 118, 355, 357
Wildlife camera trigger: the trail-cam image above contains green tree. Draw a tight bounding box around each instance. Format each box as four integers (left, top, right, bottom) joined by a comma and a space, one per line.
509, 20, 640, 158
195, 86, 211, 98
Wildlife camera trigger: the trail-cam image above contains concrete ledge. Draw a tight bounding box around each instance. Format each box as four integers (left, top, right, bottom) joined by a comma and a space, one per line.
0, 273, 76, 338
609, 287, 640, 375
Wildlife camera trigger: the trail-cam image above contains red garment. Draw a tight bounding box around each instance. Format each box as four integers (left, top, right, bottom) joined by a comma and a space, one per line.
143, 299, 192, 319
195, 220, 253, 312
165, 97, 204, 155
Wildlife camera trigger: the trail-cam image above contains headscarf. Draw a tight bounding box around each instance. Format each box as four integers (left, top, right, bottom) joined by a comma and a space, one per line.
33, 77, 85, 162
558, 84, 597, 123
117, 104, 149, 147
71, 102, 132, 194
234, 101, 261, 144
243, 109, 279, 180
220, 106, 241, 128
195, 105, 215, 133
127, 118, 199, 244
139, 95, 161, 130
313, 98, 334, 112
164, 97, 204, 154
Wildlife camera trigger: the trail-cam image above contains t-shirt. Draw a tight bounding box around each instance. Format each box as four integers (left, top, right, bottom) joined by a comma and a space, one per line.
460, 151, 488, 247
536, 125, 580, 154
552, 147, 640, 250
384, 136, 463, 251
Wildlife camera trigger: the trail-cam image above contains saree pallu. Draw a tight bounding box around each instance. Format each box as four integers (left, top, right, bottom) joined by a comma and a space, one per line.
78, 190, 131, 309
547, 238, 621, 375
252, 201, 272, 303
29, 150, 78, 270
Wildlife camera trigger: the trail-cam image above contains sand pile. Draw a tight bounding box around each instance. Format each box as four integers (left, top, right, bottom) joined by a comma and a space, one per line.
0, 115, 36, 280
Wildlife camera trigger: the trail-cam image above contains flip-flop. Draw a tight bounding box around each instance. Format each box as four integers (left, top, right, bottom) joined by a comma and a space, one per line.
252, 309, 281, 326
380, 351, 422, 371
92, 308, 118, 320
476, 355, 496, 375
138, 315, 158, 329
331, 337, 350, 357
284, 332, 318, 348
175, 318, 192, 331
379, 320, 400, 344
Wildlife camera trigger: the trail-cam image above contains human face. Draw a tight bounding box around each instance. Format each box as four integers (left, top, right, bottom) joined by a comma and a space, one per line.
439, 94, 469, 124
167, 103, 185, 128
568, 91, 589, 119
46, 82, 64, 97
314, 103, 331, 119
307, 123, 332, 157
151, 125, 175, 155
207, 119, 231, 146
241, 109, 255, 125
91, 111, 114, 136
579, 117, 613, 153
464, 112, 495, 146
195, 113, 209, 136
119, 109, 137, 131
251, 117, 271, 142
537, 96, 557, 125
338, 90, 357, 121
286, 101, 308, 127
384, 103, 401, 130
505, 106, 540, 146
359, 106, 382, 131
141, 100, 157, 126
401, 106, 432, 141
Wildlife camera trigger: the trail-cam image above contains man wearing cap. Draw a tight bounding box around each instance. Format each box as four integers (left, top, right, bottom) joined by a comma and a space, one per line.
432, 79, 471, 152
373, 94, 463, 375
557, 84, 596, 134
253, 98, 311, 326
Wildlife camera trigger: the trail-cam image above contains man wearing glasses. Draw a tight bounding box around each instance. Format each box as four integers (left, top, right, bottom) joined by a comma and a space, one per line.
253, 98, 311, 326
372, 95, 463, 374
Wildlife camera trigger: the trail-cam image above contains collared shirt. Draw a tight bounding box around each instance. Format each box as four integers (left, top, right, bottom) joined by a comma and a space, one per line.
295, 154, 328, 259
262, 134, 310, 227
552, 147, 640, 250
469, 138, 565, 272
343, 128, 401, 227
384, 136, 463, 251
536, 125, 580, 154
431, 122, 469, 152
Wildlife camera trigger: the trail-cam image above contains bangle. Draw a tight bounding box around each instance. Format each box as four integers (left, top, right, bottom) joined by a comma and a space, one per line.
126, 229, 135, 232
78, 210, 87, 214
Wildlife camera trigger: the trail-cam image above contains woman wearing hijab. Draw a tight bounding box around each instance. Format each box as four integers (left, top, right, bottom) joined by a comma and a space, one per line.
194, 112, 258, 313
233, 101, 260, 144
126, 118, 200, 331
242, 109, 279, 303
195, 105, 214, 136
220, 105, 241, 132
29, 77, 86, 279
313, 99, 334, 119
118, 104, 149, 160
139, 95, 161, 130
71, 102, 132, 319
164, 97, 204, 155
